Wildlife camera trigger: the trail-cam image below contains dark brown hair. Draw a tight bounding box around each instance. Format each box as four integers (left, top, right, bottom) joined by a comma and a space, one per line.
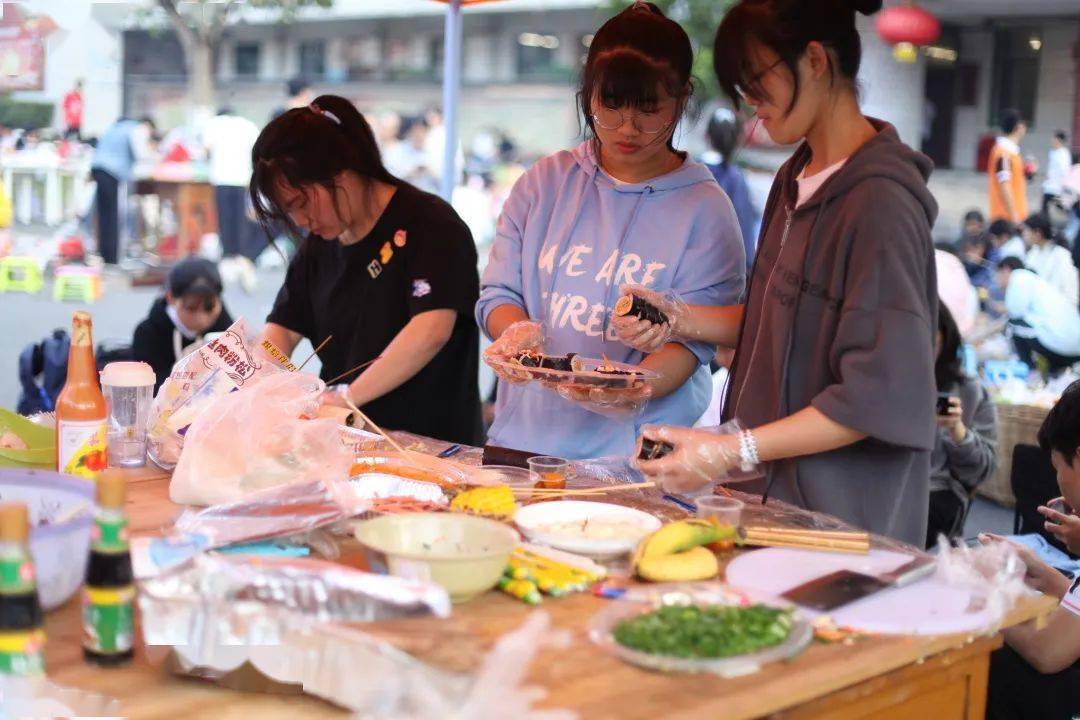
249, 94, 402, 240
713, 0, 882, 113
579, 2, 693, 150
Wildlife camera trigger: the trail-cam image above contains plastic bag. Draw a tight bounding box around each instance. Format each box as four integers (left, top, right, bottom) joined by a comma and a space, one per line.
170, 372, 353, 505
148, 318, 284, 469
934, 537, 1033, 627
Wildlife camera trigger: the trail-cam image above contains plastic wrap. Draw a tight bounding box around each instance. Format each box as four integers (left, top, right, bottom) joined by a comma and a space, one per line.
0, 677, 120, 717
609, 284, 689, 354
136, 478, 367, 577
148, 319, 283, 468
556, 380, 653, 419
934, 538, 1034, 627
170, 372, 354, 505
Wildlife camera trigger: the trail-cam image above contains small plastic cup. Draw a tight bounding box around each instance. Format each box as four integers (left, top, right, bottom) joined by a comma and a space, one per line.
100, 362, 155, 468
695, 495, 744, 527
527, 456, 569, 490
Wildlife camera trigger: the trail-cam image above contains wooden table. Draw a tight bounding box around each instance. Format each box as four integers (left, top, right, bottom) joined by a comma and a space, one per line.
43, 470, 1056, 720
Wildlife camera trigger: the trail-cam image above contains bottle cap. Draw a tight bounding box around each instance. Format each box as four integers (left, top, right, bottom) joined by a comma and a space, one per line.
100, 361, 156, 388
0, 503, 30, 542
96, 471, 127, 509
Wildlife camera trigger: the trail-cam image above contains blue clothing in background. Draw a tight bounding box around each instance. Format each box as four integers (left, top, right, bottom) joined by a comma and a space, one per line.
477, 141, 746, 458
704, 154, 759, 270
91, 119, 140, 182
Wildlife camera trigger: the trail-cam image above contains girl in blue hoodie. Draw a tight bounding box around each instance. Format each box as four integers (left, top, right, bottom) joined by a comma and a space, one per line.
476, 2, 746, 460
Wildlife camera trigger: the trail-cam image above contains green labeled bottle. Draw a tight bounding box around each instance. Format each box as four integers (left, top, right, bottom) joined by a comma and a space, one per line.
83, 471, 134, 666
0, 502, 45, 677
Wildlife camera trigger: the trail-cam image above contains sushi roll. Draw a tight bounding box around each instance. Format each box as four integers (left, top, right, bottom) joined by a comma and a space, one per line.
614, 293, 669, 326
637, 437, 674, 461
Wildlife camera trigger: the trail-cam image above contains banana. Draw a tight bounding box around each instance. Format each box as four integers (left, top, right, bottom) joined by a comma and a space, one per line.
636, 546, 719, 582
634, 519, 731, 563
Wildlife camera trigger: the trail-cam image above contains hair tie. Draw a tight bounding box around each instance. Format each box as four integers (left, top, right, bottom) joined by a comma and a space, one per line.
309, 103, 341, 126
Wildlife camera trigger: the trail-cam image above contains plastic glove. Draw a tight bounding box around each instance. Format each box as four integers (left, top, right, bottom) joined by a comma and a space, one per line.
633, 425, 742, 495
483, 320, 544, 385
610, 284, 689, 354
556, 381, 652, 419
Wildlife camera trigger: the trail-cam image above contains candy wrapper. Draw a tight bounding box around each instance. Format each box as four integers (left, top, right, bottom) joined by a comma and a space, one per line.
170, 372, 354, 505
149, 319, 284, 469
136, 478, 366, 577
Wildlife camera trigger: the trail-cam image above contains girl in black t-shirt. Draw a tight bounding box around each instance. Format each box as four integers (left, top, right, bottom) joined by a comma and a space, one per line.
250, 95, 482, 444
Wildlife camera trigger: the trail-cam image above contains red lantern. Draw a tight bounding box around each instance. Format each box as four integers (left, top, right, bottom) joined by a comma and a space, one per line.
876, 3, 941, 48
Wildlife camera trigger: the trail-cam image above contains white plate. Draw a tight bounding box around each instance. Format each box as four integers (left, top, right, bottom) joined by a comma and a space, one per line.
514, 500, 661, 558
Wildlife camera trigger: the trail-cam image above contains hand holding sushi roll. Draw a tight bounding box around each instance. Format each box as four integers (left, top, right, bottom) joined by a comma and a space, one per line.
556, 380, 653, 419
634, 425, 742, 495
611, 285, 688, 354
483, 320, 545, 385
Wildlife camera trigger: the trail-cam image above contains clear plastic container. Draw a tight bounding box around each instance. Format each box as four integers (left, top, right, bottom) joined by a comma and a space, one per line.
100, 362, 155, 468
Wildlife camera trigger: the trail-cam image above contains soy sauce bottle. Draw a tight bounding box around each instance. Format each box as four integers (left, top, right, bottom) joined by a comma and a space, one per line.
0, 502, 45, 677
83, 471, 134, 666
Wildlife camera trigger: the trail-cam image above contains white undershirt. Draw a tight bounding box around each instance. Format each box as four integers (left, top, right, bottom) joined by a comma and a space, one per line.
796, 159, 847, 208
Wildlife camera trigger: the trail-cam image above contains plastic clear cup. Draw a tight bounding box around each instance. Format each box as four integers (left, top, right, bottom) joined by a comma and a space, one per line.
527, 456, 569, 489
695, 495, 744, 527
100, 362, 156, 468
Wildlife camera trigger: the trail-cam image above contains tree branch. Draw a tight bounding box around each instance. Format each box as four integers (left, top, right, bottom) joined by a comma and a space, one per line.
155, 0, 196, 46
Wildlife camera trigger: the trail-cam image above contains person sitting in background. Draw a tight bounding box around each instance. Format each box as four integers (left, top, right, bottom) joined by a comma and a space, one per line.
960, 208, 985, 246
132, 258, 234, 392
983, 380, 1080, 720
701, 107, 760, 270
1043, 130, 1072, 215
997, 256, 1080, 375
926, 302, 996, 547
988, 218, 1025, 260
959, 231, 996, 297
1022, 211, 1078, 306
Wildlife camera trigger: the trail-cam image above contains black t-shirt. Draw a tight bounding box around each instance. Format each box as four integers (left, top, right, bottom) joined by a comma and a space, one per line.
267, 184, 482, 444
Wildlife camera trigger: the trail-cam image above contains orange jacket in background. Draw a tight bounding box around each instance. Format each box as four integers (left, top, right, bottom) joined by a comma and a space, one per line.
987, 138, 1027, 223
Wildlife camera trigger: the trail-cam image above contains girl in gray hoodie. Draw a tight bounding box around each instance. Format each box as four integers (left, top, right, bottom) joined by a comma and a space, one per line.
625, 0, 939, 546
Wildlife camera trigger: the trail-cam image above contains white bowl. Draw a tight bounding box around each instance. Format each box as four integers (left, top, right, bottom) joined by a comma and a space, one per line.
514, 500, 661, 559
0, 469, 94, 610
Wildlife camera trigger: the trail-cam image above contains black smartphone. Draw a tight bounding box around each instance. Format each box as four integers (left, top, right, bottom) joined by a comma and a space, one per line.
936, 393, 952, 415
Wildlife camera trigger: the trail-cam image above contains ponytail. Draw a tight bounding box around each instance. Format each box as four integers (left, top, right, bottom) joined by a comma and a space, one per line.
250, 94, 400, 241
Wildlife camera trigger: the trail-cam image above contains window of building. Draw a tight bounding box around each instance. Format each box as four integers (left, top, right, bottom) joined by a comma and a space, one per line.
299, 40, 326, 79
516, 32, 564, 81
347, 36, 381, 81
234, 42, 260, 78
989, 26, 1041, 128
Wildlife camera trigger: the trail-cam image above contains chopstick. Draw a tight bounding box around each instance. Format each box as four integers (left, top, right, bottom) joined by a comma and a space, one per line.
339, 397, 423, 469
512, 482, 656, 497
298, 335, 333, 372
324, 355, 383, 385
739, 526, 870, 554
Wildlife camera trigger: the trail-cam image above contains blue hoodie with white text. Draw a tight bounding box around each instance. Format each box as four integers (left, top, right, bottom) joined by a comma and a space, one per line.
476, 141, 745, 458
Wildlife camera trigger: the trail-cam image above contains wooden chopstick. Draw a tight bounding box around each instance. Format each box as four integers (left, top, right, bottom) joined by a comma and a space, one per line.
298, 335, 333, 372
324, 355, 382, 385
340, 397, 423, 469
512, 481, 656, 497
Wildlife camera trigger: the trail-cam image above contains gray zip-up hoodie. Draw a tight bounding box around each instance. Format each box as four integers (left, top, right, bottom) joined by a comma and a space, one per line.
723, 120, 939, 546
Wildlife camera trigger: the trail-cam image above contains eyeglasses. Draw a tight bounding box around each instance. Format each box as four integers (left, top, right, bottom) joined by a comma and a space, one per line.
592, 105, 672, 135
735, 59, 784, 100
